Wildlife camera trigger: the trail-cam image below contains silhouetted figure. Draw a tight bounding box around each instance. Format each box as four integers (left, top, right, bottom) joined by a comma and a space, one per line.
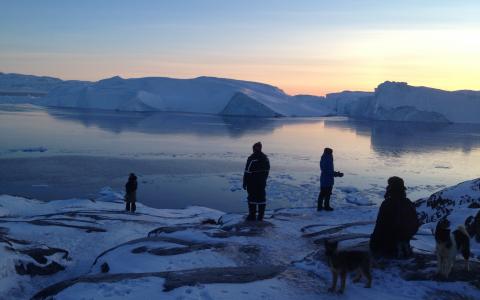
370, 176, 419, 258
243, 142, 270, 221
317, 148, 343, 211
125, 173, 137, 213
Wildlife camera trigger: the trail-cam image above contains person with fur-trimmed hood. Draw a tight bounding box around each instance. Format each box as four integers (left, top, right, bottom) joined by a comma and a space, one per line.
125, 173, 138, 213
370, 176, 419, 258
243, 142, 270, 221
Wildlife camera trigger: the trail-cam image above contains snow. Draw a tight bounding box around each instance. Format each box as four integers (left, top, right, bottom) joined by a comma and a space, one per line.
0, 178, 479, 299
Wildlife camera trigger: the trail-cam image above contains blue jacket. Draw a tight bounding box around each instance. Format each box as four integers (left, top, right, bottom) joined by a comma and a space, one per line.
320, 153, 334, 188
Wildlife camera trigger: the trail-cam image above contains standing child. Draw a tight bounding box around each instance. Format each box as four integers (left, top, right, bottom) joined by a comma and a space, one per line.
125, 173, 137, 213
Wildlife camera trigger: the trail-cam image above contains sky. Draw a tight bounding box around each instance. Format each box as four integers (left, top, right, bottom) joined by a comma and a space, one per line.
1, 0, 479, 96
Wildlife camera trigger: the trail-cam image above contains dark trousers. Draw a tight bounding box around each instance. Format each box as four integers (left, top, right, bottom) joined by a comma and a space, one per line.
247, 203, 266, 221
126, 202, 136, 213
317, 186, 333, 210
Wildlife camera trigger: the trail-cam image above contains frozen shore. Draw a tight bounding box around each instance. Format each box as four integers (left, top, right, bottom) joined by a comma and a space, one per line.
0, 178, 479, 299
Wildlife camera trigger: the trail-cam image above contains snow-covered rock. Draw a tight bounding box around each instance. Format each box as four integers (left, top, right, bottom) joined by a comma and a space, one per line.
415, 178, 480, 245
42, 76, 332, 117
349, 82, 480, 123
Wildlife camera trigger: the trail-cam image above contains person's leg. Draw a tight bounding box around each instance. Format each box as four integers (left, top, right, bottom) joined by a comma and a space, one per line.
247, 203, 257, 221
131, 202, 136, 213
257, 204, 266, 221
125, 202, 130, 211
317, 187, 324, 211
324, 186, 334, 211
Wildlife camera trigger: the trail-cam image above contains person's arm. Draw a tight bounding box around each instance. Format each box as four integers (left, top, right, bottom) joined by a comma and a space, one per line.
265, 157, 270, 179
243, 157, 250, 190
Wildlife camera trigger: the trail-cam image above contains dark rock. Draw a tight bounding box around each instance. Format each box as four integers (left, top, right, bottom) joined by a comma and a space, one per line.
402, 253, 480, 288
32, 265, 286, 299
20, 247, 69, 264
468, 202, 480, 209
131, 246, 148, 254
201, 218, 217, 225
100, 263, 110, 273
162, 265, 287, 291
15, 261, 65, 276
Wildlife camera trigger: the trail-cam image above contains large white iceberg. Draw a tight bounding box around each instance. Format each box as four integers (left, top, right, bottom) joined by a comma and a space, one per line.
41, 76, 332, 117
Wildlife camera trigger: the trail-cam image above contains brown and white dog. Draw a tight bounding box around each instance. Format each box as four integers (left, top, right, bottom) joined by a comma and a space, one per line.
434, 218, 470, 278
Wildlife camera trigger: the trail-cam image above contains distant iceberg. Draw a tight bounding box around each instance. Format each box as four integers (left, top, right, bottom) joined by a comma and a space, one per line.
2, 73, 480, 123
346, 82, 480, 124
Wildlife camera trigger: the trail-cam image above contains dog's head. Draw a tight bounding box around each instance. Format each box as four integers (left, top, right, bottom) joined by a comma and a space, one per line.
324, 240, 338, 256
435, 218, 452, 244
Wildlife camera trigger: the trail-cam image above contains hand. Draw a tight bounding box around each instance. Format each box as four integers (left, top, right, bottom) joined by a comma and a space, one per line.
243, 184, 247, 190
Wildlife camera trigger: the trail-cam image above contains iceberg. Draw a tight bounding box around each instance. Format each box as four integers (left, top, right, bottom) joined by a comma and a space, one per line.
2, 73, 480, 123
347, 82, 480, 123
42, 76, 333, 117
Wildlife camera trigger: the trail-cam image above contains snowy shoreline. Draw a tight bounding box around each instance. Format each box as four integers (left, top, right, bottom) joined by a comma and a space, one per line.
1, 178, 479, 299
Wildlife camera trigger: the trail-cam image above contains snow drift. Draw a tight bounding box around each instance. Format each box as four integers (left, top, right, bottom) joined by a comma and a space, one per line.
41, 76, 332, 117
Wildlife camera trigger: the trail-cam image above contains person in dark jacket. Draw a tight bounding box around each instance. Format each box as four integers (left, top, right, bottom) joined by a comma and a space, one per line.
243, 142, 270, 221
317, 148, 343, 211
125, 173, 137, 213
370, 176, 419, 258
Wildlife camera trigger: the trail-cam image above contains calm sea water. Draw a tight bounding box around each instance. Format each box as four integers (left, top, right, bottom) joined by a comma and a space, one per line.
1, 104, 479, 212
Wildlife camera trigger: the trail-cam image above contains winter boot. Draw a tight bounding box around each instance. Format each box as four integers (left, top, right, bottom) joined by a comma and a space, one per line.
324, 198, 334, 211
317, 195, 324, 211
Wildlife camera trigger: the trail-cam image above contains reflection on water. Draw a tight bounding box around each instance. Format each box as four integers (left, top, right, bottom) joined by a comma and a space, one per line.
45, 108, 307, 138
1, 104, 480, 209
42, 107, 480, 154
324, 119, 480, 155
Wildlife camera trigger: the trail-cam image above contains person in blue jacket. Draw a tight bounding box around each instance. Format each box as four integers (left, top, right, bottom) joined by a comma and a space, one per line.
317, 147, 343, 211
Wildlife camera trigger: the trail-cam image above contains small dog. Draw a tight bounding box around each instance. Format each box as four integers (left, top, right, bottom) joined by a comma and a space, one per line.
434, 218, 470, 278
324, 240, 372, 293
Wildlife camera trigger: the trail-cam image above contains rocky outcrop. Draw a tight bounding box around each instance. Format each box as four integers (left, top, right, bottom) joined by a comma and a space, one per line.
416, 178, 480, 226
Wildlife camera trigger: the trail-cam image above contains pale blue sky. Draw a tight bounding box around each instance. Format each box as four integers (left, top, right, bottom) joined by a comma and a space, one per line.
1, 0, 479, 95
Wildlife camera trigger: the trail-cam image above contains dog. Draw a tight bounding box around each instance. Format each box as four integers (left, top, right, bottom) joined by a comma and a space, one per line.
434, 218, 470, 278
324, 240, 372, 293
